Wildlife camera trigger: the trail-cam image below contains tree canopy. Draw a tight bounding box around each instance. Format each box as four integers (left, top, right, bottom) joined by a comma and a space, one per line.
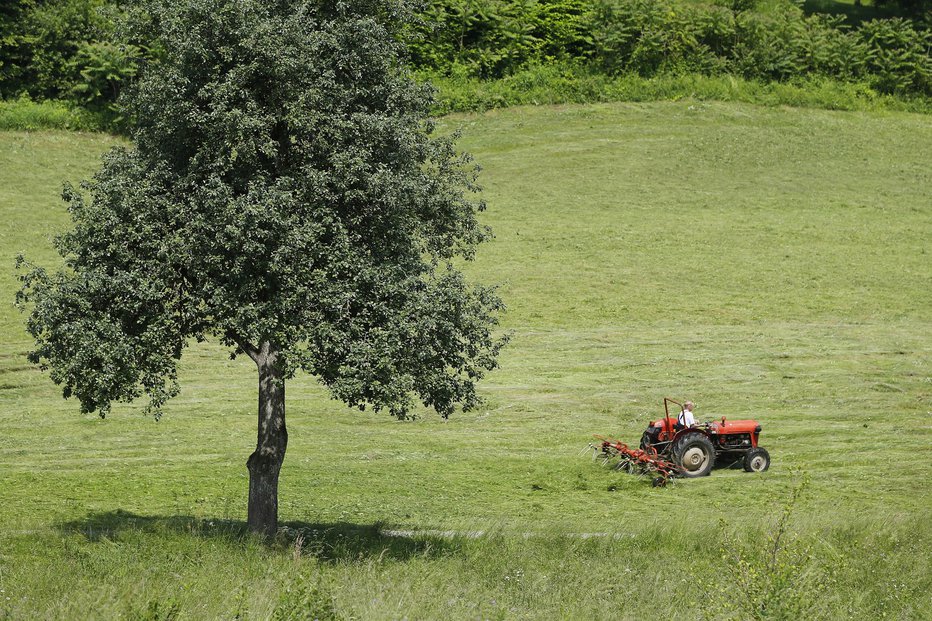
17, 0, 507, 535
20, 0, 505, 419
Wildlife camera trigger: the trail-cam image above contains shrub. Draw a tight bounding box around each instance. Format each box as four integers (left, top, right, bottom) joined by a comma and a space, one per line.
704, 476, 830, 620
585, 0, 930, 94
10, 0, 114, 98
859, 17, 932, 94
0, 1, 36, 92
732, 3, 808, 80
873, 0, 932, 20
797, 15, 871, 80
272, 573, 342, 621
408, 0, 596, 78
0, 0, 143, 113
535, 0, 596, 60
68, 40, 141, 113
424, 63, 932, 114
2, 0, 930, 123
590, 0, 733, 76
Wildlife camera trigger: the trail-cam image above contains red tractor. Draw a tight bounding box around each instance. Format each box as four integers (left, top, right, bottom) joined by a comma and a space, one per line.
639, 398, 771, 477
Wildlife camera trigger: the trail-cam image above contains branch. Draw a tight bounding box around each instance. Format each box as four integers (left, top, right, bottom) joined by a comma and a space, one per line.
227, 331, 263, 365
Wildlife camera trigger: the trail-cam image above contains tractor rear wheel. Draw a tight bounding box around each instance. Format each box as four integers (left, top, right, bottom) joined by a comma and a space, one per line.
673, 432, 715, 478
743, 447, 770, 472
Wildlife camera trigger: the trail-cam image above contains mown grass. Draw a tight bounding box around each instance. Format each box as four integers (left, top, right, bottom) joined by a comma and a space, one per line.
1, 101, 930, 619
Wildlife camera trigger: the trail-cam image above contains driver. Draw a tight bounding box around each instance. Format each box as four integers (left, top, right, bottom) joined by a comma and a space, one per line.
677, 401, 696, 428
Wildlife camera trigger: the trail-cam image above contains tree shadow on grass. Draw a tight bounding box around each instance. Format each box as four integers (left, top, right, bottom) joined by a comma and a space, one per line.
56, 509, 461, 562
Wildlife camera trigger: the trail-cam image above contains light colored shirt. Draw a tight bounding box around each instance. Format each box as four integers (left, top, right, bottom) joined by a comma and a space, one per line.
678, 408, 695, 427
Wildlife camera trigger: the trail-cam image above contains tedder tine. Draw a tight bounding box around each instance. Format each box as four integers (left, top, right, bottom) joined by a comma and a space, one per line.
589, 437, 682, 485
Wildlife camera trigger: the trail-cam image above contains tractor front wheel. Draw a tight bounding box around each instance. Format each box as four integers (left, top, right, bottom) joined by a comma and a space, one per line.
743, 447, 770, 472
673, 433, 715, 478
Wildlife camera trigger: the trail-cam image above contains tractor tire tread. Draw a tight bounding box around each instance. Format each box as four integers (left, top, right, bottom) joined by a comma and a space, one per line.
673, 432, 715, 478
743, 447, 771, 472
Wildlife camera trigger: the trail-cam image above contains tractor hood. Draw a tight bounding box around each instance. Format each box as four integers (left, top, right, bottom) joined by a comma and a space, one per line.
710, 419, 761, 434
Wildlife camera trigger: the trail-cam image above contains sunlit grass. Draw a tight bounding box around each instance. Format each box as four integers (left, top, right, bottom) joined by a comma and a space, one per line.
1, 101, 930, 619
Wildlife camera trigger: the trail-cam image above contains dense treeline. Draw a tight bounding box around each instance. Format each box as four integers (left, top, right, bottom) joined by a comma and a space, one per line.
410, 0, 930, 92
0, 0, 144, 118
1, 0, 929, 122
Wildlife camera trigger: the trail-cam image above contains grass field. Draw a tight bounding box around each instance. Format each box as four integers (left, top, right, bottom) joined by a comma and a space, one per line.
1, 101, 930, 619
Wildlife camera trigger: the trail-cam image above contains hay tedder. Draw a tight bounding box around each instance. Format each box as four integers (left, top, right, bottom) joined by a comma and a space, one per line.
590, 398, 770, 487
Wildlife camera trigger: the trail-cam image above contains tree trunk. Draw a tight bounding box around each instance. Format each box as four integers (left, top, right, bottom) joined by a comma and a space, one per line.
246, 341, 287, 537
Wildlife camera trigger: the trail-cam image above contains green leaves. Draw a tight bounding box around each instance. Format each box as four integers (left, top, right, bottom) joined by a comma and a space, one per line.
2, 0, 931, 113
410, 0, 931, 96
16, 249, 184, 419
860, 18, 932, 94
19, 0, 506, 419
588, 0, 932, 95
68, 41, 141, 112
408, 0, 596, 78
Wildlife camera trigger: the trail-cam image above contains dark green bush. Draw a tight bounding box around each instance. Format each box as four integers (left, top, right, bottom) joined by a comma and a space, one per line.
0, 0, 152, 127
797, 15, 871, 81
587, 0, 930, 95
409, 0, 595, 78
1, 0, 929, 130
8, 0, 115, 98
534, 0, 596, 60
0, 1, 36, 91
873, 0, 932, 21
860, 18, 932, 94
731, 3, 809, 80
68, 40, 141, 112
590, 0, 732, 76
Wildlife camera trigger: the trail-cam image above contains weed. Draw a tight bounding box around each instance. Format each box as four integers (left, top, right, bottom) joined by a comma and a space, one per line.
272, 574, 341, 621
707, 474, 831, 620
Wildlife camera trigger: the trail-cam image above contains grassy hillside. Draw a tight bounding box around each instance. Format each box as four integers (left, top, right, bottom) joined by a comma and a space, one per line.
1, 102, 930, 619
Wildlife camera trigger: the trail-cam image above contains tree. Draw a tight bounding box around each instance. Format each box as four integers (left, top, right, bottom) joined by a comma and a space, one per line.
17, 0, 506, 537
0, 0, 117, 100
0, 0, 37, 95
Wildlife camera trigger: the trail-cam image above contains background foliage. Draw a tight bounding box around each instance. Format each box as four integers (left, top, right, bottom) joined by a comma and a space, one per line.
409, 0, 931, 96
1, 0, 929, 130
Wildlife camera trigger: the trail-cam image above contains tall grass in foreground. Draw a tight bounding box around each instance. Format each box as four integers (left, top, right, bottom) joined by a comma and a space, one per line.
1, 498, 927, 619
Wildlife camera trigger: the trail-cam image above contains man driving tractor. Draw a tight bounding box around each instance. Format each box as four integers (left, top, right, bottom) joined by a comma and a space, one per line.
677, 401, 696, 428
